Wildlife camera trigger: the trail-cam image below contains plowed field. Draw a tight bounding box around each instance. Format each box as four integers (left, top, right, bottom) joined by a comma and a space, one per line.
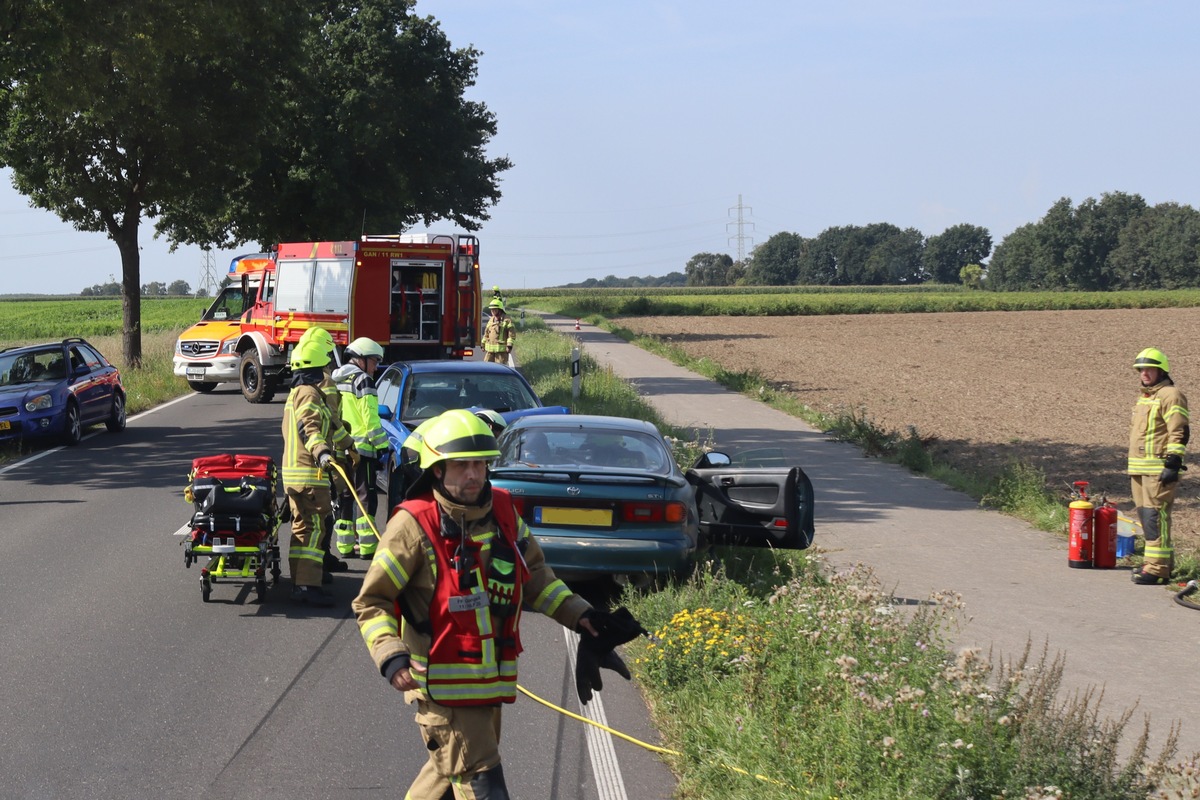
616, 307, 1200, 552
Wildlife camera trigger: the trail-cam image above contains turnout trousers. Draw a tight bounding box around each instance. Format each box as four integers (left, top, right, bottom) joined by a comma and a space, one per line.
1131, 474, 1177, 579
403, 695, 509, 800
285, 484, 331, 588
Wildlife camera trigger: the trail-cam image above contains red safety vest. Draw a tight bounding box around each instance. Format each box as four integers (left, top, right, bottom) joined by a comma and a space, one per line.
397, 489, 528, 706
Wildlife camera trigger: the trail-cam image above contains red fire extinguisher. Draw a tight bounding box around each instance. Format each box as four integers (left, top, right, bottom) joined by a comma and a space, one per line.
1068, 481, 1094, 569
1093, 500, 1118, 570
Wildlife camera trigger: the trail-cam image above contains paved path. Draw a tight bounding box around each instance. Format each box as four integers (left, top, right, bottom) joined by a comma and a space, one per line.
539, 313, 1199, 761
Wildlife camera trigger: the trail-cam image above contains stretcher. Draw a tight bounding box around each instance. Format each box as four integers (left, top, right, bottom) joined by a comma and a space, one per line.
180, 453, 283, 603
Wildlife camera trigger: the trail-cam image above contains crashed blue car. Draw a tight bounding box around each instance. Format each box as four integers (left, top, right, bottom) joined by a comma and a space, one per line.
373, 359, 569, 509
0, 337, 127, 446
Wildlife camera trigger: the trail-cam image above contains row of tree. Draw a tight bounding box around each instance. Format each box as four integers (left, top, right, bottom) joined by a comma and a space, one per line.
684, 192, 1200, 291
81, 280, 197, 297
687, 222, 992, 288
0, 0, 507, 365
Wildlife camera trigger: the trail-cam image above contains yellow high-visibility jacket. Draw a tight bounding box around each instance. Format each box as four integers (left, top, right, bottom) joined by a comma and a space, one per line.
1128, 378, 1189, 475
333, 363, 388, 458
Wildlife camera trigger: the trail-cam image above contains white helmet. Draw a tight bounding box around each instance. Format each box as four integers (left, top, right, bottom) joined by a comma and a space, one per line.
346, 337, 384, 360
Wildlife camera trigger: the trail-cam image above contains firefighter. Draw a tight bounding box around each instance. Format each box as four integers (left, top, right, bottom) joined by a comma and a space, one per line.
1128, 347, 1189, 585
332, 337, 388, 560
351, 410, 644, 798
473, 408, 507, 438
482, 299, 514, 365
281, 330, 344, 607
490, 284, 505, 305
296, 326, 358, 578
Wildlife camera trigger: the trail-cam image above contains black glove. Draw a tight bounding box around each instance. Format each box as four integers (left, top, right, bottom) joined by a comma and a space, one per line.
1160, 454, 1185, 484
574, 607, 647, 705
317, 452, 333, 471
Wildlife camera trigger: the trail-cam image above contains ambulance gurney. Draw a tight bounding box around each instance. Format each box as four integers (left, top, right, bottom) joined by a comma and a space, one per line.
181, 454, 283, 603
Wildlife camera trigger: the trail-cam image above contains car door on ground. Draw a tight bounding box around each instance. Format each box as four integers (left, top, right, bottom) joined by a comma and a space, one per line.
686, 451, 815, 550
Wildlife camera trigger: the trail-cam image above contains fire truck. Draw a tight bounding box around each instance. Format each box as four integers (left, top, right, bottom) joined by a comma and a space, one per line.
234, 233, 482, 403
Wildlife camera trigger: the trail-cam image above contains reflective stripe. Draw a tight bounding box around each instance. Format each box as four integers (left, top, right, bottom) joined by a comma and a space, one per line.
529, 579, 572, 616
376, 550, 411, 592
360, 615, 398, 648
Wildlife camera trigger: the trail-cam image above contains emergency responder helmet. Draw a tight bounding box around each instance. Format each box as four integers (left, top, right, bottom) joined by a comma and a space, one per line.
403, 409, 500, 470
474, 408, 507, 437
487, 298, 505, 312
345, 337, 385, 361
1133, 347, 1170, 374
291, 327, 333, 370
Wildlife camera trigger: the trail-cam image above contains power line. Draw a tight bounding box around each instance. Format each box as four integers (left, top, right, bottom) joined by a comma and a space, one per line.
726, 194, 755, 261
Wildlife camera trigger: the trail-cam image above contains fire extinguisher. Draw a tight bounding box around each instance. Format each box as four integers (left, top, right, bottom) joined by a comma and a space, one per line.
1068, 480, 1094, 569
1092, 499, 1118, 570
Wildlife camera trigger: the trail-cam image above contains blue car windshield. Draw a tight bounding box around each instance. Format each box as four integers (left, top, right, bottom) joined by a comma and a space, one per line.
0, 348, 66, 386
401, 372, 539, 423
497, 428, 673, 474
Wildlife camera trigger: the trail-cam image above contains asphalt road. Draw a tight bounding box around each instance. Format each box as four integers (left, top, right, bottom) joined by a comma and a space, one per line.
537, 312, 1200, 762
0, 385, 674, 800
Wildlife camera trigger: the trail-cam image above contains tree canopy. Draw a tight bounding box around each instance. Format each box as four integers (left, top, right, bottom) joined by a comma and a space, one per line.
0, 0, 510, 365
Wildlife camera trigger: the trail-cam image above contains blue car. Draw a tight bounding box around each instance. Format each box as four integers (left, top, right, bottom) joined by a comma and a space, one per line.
373, 359, 569, 509
0, 337, 127, 447
489, 414, 815, 582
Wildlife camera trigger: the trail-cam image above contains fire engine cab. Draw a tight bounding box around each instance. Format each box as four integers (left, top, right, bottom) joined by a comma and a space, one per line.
234, 233, 482, 403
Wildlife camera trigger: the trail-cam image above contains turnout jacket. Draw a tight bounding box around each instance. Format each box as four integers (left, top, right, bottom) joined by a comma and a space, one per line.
483, 315, 515, 354
1128, 378, 1190, 475
281, 379, 336, 488
332, 363, 388, 458
352, 486, 589, 702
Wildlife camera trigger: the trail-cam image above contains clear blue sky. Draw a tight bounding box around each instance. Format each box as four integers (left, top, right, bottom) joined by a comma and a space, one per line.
2, 0, 1198, 294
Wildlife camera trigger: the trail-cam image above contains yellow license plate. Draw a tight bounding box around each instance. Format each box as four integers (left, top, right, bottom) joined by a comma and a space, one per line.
0, 420, 10, 431
536, 507, 613, 527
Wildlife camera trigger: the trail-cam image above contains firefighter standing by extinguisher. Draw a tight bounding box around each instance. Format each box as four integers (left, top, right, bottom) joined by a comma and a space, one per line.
351, 410, 645, 798
281, 329, 345, 607
482, 299, 514, 364
332, 336, 388, 560
1128, 347, 1190, 585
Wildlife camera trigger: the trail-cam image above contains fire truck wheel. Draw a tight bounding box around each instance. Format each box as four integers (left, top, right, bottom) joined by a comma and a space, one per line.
239, 350, 276, 404
187, 380, 217, 393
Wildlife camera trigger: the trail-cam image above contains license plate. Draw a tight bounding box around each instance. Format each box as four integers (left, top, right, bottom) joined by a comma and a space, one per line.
0, 420, 10, 431
185, 368, 206, 379
535, 506, 613, 527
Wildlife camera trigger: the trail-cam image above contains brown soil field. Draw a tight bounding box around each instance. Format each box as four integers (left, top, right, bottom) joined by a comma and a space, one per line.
616, 307, 1200, 554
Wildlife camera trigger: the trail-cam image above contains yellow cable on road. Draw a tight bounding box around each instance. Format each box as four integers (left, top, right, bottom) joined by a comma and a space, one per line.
329, 459, 794, 791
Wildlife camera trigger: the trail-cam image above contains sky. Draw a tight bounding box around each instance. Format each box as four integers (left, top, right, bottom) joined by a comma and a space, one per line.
3, 0, 1200, 295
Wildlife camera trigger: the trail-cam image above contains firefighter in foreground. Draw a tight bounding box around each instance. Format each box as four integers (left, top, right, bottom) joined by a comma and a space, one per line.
281, 329, 347, 606
1128, 347, 1190, 585
351, 410, 645, 799
333, 337, 389, 560
481, 299, 514, 365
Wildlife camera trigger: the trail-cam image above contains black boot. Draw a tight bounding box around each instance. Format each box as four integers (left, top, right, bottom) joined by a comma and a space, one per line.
1131, 569, 1167, 585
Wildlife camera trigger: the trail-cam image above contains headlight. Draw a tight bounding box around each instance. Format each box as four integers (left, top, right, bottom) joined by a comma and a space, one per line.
26, 394, 53, 412
219, 339, 238, 355
175, 339, 182, 355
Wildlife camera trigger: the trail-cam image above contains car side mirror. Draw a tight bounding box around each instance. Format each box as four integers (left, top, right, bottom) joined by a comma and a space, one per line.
378, 403, 393, 420
695, 451, 731, 468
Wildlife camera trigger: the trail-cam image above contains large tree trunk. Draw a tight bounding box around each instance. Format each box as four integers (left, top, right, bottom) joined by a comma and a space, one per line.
114, 224, 142, 369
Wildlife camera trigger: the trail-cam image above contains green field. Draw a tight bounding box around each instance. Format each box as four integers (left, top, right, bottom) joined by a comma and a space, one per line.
0, 297, 206, 343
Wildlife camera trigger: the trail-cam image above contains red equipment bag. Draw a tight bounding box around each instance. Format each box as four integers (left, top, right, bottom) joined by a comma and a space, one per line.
185, 454, 279, 547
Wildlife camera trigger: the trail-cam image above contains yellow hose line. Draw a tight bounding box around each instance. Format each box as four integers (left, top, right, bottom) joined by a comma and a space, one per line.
330, 459, 793, 792
515, 684, 797, 791
327, 458, 383, 539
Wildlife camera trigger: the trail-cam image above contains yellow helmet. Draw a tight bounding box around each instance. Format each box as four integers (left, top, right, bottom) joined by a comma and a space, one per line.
291, 326, 333, 370
488, 298, 505, 312
403, 409, 499, 470
1133, 347, 1169, 373
346, 336, 384, 360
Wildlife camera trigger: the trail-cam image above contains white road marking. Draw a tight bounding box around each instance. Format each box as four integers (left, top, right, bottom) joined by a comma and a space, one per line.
564, 628, 629, 800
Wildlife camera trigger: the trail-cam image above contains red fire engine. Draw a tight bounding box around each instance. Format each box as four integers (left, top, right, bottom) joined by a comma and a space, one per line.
235, 233, 482, 403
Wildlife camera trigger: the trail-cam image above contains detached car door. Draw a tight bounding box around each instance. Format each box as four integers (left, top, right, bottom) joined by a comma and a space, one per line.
686, 451, 814, 549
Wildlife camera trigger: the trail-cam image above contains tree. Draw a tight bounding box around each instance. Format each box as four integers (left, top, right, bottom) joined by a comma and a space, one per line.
1074, 191, 1147, 290
0, 0, 300, 366
924, 224, 993, 284
141, 281, 167, 296
167, 279, 191, 296
745, 232, 804, 285
161, 0, 512, 247
986, 223, 1040, 290
685, 252, 734, 286
960, 263, 984, 289
1108, 203, 1200, 289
